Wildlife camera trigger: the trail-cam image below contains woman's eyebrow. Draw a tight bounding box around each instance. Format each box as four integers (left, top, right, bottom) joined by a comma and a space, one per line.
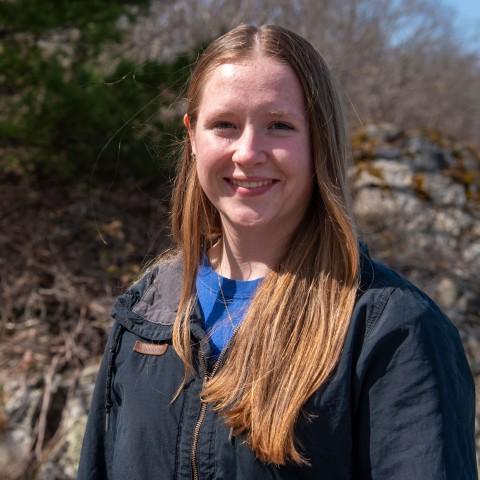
203, 108, 238, 118
202, 108, 306, 122
266, 110, 306, 121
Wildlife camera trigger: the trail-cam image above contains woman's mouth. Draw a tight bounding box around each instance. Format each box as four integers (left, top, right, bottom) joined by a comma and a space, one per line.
226, 177, 278, 196
229, 178, 275, 188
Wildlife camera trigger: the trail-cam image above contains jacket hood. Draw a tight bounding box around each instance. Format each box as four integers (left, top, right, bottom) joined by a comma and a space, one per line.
110, 253, 206, 343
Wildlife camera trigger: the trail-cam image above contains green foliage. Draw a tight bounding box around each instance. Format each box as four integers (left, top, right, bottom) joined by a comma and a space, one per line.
0, 0, 148, 44
1, 54, 193, 179
0, 1, 197, 181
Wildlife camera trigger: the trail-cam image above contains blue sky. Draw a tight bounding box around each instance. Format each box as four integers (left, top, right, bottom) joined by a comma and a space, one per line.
442, 0, 480, 49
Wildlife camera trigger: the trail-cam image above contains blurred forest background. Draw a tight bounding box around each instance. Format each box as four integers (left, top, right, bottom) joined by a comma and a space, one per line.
0, 0, 479, 478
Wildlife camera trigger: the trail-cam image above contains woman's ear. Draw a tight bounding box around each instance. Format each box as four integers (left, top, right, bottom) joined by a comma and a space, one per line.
183, 113, 196, 156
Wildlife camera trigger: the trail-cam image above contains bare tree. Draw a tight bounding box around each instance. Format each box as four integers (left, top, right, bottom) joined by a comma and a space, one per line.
117, 0, 480, 146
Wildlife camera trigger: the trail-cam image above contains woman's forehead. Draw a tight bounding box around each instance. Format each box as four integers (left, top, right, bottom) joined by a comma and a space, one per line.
204, 56, 296, 87
197, 56, 306, 115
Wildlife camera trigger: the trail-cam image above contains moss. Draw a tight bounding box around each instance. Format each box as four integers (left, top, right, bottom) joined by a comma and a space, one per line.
448, 169, 477, 186
411, 173, 431, 201
364, 162, 385, 181
451, 148, 463, 160
421, 127, 452, 150
465, 144, 480, 163
351, 129, 378, 162
445, 166, 480, 204
353, 160, 392, 192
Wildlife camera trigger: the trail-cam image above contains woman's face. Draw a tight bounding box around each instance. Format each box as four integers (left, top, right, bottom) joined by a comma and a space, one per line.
187, 54, 313, 237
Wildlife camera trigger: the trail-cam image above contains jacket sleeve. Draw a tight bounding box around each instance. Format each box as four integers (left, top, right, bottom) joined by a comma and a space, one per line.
77, 322, 121, 479
354, 287, 477, 479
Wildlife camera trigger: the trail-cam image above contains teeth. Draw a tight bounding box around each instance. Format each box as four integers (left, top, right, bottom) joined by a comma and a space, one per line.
230, 179, 273, 188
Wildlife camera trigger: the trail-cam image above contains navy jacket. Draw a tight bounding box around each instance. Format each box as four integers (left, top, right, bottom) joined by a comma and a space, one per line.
77, 249, 477, 479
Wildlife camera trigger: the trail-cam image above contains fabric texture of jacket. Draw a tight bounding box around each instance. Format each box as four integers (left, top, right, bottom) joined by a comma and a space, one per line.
77, 247, 477, 479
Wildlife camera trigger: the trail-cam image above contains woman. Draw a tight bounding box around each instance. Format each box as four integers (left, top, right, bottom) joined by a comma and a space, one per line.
78, 24, 476, 479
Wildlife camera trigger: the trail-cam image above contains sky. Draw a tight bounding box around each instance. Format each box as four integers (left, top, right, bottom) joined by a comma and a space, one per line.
442, 0, 480, 49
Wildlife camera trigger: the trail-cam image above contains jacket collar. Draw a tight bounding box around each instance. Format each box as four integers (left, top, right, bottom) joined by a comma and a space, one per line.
111, 244, 375, 342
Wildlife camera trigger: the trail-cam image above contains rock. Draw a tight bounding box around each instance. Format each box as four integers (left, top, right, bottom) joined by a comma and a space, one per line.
432, 208, 472, 236
0, 376, 43, 479
406, 137, 451, 171
351, 126, 480, 334
373, 160, 412, 188
463, 242, 480, 264
419, 173, 466, 206
0, 362, 99, 480
436, 277, 458, 309
353, 159, 413, 189
373, 147, 403, 160
353, 188, 422, 220
36, 364, 98, 479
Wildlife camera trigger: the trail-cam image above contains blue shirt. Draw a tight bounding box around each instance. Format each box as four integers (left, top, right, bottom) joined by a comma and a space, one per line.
195, 259, 262, 357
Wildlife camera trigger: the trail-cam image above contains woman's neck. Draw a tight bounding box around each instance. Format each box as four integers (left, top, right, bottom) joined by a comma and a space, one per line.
208, 223, 291, 281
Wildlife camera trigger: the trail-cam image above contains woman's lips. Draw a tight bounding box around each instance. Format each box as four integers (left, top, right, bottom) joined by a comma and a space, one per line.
229, 178, 274, 188
226, 177, 278, 196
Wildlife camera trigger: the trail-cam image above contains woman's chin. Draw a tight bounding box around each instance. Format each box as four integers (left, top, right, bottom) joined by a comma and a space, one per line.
221, 213, 272, 231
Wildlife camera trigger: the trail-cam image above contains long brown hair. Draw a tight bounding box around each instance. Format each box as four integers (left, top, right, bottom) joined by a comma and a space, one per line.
170, 24, 359, 465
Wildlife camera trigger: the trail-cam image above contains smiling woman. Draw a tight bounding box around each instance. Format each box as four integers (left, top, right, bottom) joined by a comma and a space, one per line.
78, 24, 477, 480
185, 56, 313, 273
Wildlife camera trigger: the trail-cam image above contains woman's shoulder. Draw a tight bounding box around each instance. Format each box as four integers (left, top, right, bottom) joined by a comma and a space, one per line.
352, 245, 470, 386
350, 246, 476, 479
356, 243, 458, 343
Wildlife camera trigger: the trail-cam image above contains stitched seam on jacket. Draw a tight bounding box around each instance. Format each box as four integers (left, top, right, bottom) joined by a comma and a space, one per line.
131, 275, 156, 315
173, 380, 187, 479
364, 287, 395, 340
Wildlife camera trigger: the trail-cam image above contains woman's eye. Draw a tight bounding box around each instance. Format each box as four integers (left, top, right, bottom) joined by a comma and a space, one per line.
270, 122, 294, 131
213, 121, 235, 130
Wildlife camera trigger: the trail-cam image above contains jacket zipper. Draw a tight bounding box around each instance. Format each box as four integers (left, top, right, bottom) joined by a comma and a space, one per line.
191, 345, 230, 480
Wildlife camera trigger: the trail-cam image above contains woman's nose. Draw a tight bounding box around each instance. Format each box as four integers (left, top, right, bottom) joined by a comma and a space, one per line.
231, 127, 267, 165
